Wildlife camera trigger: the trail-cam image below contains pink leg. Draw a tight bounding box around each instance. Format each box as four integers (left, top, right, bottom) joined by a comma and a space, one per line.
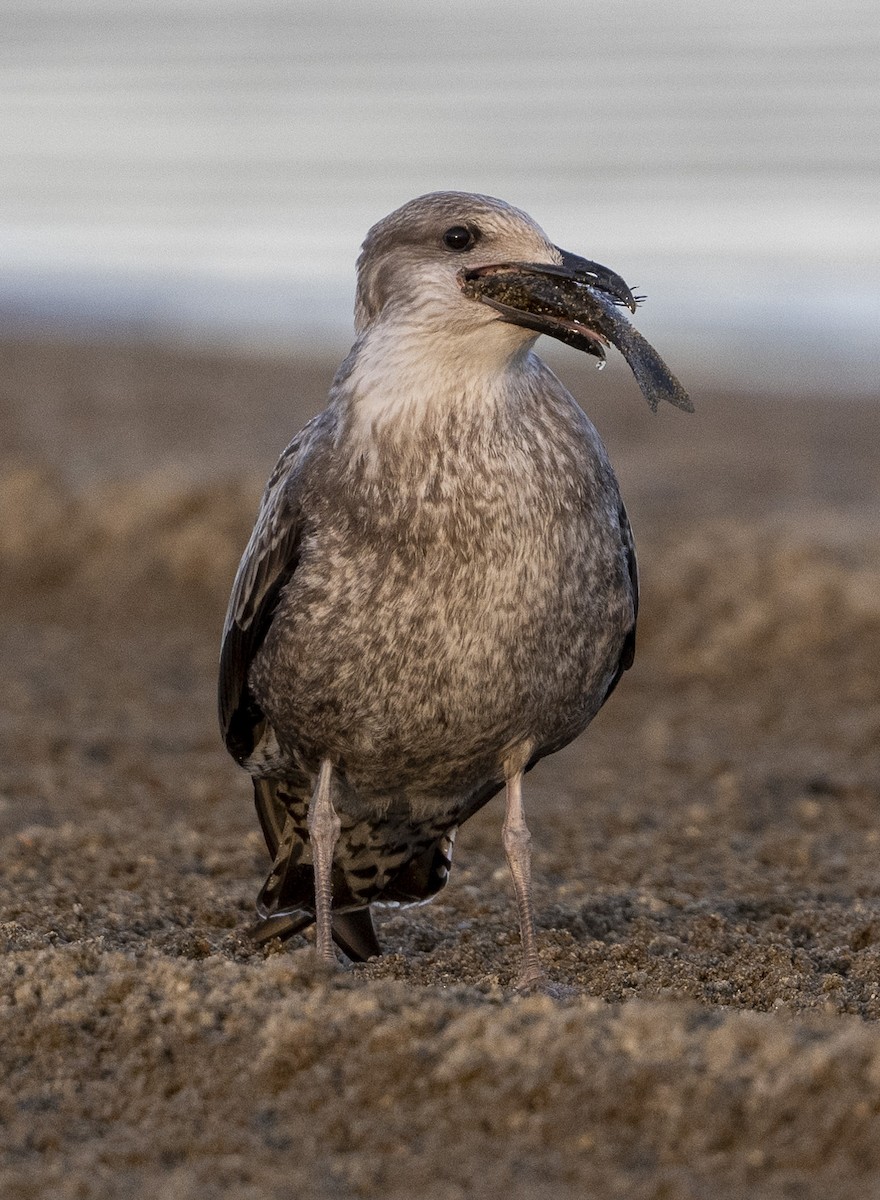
307, 758, 340, 965
502, 769, 544, 990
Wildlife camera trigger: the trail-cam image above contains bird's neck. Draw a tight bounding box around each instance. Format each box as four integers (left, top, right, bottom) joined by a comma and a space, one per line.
336, 318, 539, 451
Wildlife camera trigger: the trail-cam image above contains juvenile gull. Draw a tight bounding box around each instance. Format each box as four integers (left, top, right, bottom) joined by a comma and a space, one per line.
219, 192, 691, 988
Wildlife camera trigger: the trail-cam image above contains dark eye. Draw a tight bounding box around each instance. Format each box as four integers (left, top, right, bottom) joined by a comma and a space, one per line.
442, 225, 477, 252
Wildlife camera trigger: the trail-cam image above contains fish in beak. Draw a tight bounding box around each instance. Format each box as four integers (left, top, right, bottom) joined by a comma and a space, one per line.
459, 249, 693, 413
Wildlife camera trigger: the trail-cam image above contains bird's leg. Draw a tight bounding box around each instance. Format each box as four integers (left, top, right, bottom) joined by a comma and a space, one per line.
307, 758, 341, 965
502, 768, 544, 990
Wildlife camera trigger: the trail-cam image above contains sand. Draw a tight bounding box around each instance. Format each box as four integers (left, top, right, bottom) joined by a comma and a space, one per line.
1, 336, 879, 1199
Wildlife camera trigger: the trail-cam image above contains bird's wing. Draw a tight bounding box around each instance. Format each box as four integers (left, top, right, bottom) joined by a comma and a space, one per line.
619, 495, 639, 657
218, 420, 319, 763
599, 497, 639, 706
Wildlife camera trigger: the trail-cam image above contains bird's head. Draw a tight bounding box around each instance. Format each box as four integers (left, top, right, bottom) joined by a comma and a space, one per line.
354, 191, 691, 412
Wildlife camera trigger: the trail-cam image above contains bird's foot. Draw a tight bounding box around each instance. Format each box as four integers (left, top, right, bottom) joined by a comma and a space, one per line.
513, 963, 547, 994
315, 943, 342, 970
513, 965, 578, 999
283, 948, 347, 986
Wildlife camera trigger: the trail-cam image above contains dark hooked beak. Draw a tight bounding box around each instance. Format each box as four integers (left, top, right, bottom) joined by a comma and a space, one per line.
459, 247, 692, 413
553, 248, 639, 313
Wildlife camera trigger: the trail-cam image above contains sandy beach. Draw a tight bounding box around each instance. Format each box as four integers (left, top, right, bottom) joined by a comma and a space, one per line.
2, 335, 879, 1199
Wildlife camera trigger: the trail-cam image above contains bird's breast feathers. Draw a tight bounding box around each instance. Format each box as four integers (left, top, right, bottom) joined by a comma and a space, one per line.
246, 408, 633, 794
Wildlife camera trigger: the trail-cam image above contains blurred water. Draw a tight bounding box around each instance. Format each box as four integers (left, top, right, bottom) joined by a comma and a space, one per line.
1, 0, 878, 393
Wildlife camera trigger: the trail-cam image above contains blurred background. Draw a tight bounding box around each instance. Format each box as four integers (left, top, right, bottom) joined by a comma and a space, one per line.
1, 0, 878, 396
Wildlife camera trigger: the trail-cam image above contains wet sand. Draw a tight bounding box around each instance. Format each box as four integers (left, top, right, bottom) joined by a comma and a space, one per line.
1, 337, 879, 1198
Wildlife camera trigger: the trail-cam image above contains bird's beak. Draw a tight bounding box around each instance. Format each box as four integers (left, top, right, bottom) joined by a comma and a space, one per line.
459, 248, 693, 413
554, 250, 640, 313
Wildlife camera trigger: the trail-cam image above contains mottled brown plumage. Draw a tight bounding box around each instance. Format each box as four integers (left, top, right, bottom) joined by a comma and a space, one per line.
219, 192, 688, 986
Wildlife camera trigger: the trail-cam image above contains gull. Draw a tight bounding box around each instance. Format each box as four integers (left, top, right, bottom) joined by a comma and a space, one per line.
219, 191, 691, 989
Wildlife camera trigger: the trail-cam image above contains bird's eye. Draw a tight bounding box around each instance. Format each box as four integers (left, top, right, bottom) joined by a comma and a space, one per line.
442, 225, 477, 252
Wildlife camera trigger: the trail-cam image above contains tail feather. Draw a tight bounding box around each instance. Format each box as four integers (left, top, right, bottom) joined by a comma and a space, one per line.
331, 908, 381, 961
249, 906, 380, 961
250, 776, 381, 961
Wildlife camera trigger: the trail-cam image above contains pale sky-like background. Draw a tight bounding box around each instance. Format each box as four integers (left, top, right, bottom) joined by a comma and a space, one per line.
1, 0, 878, 393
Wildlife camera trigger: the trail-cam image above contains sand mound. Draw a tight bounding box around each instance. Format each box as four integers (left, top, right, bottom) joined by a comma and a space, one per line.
643, 513, 880, 675
5, 945, 880, 1199
0, 467, 254, 600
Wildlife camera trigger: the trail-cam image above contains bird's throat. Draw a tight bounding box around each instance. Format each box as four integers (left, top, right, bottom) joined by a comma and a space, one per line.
343, 320, 536, 455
